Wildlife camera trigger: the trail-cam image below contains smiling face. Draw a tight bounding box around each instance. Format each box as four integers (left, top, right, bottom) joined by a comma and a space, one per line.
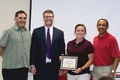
75, 25, 86, 40
97, 19, 109, 36
43, 13, 54, 28
14, 13, 27, 29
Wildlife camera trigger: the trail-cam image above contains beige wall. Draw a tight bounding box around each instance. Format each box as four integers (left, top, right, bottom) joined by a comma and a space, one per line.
0, 0, 30, 35
0, 0, 30, 79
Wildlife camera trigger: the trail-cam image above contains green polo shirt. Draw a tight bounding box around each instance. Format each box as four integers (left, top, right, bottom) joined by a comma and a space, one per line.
0, 25, 31, 69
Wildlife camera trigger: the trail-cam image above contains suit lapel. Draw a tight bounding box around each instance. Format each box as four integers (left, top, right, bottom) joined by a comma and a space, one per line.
40, 26, 46, 45
52, 27, 57, 44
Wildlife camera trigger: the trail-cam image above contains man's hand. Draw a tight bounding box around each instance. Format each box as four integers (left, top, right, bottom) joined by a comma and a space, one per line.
59, 54, 64, 61
109, 72, 114, 79
30, 66, 37, 75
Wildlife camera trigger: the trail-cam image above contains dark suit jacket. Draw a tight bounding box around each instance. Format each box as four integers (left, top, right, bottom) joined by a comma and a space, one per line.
30, 26, 65, 72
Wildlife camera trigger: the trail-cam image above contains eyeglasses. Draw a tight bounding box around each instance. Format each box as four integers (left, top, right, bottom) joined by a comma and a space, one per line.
44, 16, 54, 18
97, 24, 107, 27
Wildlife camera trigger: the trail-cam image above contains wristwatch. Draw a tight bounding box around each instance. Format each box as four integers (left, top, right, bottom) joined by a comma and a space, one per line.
111, 70, 115, 73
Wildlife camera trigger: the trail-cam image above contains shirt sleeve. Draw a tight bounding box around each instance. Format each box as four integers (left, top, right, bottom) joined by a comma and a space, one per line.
110, 37, 120, 58
86, 42, 94, 54
0, 29, 9, 48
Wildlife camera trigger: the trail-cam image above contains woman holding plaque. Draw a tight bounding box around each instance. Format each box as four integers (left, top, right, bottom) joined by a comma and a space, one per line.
66, 24, 94, 80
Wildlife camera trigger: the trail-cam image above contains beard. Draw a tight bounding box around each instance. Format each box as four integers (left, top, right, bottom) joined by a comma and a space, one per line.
45, 20, 53, 26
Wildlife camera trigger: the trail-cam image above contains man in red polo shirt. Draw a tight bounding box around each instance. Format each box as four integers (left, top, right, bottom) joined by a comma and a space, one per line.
93, 18, 120, 80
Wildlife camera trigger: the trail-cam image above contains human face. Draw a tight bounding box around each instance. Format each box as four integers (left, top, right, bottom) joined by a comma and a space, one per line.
43, 13, 54, 27
97, 20, 108, 35
14, 13, 27, 29
75, 26, 86, 39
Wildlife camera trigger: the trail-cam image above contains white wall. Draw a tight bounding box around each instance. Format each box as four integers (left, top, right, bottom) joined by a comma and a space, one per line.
0, 0, 30, 80
30, 0, 120, 72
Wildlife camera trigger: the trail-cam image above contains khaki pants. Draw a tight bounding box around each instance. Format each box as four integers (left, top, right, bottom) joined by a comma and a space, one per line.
92, 65, 115, 80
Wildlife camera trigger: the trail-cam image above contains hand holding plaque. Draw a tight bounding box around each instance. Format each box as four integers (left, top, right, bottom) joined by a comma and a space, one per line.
60, 56, 78, 70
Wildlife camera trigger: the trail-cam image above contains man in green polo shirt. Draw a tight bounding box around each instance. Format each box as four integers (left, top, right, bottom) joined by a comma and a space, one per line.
0, 10, 31, 80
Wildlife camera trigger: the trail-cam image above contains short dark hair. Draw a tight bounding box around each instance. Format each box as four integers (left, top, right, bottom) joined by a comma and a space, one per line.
74, 23, 86, 34
15, 10, 27, 17
98, 76, 113, 80
97, 18, 109, 26
43, 9, 54, 17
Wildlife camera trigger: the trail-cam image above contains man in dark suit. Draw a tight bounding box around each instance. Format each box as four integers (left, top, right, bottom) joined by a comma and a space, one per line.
30, 9, 65, 80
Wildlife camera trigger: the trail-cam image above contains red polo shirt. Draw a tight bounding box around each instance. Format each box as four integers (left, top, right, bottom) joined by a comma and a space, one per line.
93, 32, 120, 66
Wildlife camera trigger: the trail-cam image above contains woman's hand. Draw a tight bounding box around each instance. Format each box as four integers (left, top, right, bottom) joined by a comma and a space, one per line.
72, 68, 82, 74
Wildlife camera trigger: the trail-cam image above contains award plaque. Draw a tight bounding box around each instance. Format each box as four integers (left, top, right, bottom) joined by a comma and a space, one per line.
60, 56, 78, 70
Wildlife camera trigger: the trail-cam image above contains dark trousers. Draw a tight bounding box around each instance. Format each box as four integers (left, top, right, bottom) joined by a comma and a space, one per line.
2, 67, 28, 80
34, 63, 59, 80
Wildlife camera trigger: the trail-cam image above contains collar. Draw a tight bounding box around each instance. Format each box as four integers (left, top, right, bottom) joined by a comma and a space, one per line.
44, 26, 53, 30
73, 38, 85, 45
97, 32, 109, 38
14, 25, 27, 31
